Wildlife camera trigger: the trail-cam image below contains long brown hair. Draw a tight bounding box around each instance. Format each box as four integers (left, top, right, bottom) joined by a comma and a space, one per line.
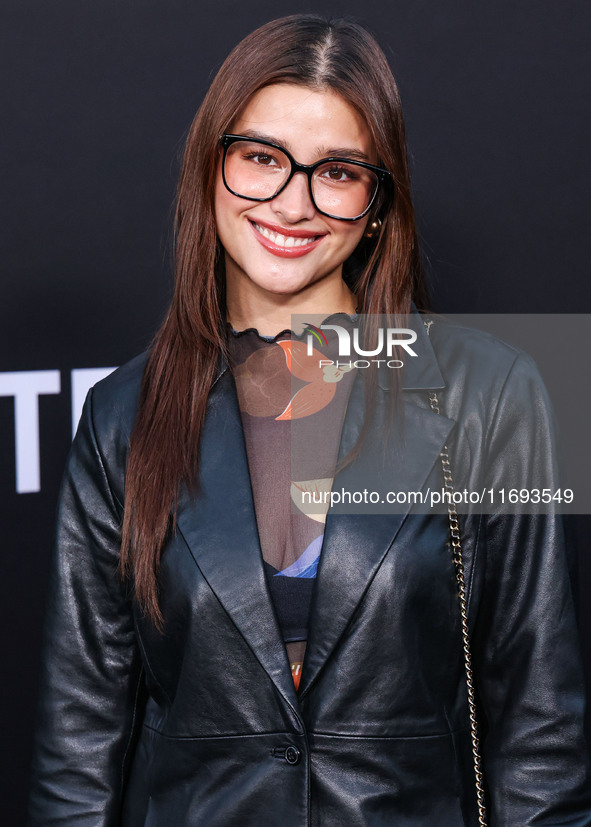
120, 14, 428, 628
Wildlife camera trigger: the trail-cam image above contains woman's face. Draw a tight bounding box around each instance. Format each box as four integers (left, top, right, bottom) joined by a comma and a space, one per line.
215, 83, 377, 303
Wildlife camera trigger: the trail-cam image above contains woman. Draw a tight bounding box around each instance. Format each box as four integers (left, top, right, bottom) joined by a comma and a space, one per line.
27, 14, 591, 827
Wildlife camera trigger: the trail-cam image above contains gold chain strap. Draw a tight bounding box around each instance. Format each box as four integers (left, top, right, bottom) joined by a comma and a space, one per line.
424, 321, 488, 826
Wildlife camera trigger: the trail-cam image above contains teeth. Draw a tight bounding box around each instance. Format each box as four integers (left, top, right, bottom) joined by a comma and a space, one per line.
253, 222, 317, 248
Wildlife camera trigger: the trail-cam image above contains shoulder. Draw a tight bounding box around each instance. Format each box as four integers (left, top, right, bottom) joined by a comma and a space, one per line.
71, 352, 149, 506
427, 315, 530, 382
424, 315, 546, 414
87, 351, 149, 444
422, 316, 559, 490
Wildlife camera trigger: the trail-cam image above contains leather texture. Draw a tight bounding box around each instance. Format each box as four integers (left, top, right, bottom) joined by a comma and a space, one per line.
27, 316, 591, 826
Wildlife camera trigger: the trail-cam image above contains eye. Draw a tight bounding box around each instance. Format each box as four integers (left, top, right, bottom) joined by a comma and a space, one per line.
242, 149, 281, 167
319, 164, 360, 183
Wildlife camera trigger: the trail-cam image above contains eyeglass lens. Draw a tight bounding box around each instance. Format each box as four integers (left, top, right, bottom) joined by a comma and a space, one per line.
224, 140, 379, 219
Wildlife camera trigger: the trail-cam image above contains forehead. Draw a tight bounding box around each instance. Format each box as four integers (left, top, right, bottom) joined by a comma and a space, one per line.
230, 83, 376, 162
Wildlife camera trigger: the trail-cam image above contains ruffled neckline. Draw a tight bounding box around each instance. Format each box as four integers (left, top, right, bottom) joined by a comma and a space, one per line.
226, 310, 359, 344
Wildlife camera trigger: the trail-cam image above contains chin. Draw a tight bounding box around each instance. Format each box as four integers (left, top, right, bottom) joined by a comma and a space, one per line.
246, 267, 317, 296
259, 277, 317, 297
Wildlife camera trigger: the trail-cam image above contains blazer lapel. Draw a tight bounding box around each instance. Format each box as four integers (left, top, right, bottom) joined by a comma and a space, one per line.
175, 367, 300, 714
298, 319, 454, 698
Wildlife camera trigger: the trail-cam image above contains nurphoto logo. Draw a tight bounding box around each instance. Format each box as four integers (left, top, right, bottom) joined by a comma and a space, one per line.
304, 322, 419, 369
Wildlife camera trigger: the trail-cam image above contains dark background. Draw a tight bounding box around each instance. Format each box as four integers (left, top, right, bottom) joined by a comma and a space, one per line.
2, 0, 590, 822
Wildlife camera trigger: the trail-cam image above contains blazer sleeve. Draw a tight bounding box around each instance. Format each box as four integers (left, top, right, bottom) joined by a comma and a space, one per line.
27, 387, 145, 827
471, 352, 591, 824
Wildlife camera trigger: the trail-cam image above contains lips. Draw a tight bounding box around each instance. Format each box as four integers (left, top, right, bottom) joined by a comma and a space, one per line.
249, 219, 326, 258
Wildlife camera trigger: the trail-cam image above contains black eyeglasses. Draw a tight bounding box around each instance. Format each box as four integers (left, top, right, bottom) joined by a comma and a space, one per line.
220, 133, 392, 221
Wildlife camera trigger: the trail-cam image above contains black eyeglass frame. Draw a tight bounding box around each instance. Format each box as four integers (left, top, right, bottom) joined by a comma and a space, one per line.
220, 133, 393, 222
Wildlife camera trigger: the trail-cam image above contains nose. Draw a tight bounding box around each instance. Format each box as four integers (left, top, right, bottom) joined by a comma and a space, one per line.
271, 171, 317, 223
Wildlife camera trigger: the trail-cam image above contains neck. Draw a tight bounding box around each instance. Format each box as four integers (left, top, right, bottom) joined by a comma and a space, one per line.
225, 273, 358, 337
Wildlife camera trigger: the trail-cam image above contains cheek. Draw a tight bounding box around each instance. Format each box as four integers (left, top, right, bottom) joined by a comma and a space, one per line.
213, 170, 227, 224
331, 219, 368, 255
214, 174, 239, 245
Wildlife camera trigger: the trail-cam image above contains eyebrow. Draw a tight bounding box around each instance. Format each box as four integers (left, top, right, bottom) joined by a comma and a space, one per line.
237, 130, 374, 163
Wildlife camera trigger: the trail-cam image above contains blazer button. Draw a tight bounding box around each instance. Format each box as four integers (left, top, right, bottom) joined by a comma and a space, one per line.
284, 745, 301, 765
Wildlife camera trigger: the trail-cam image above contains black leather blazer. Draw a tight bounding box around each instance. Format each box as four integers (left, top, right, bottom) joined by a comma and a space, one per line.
27, 317, 591, 826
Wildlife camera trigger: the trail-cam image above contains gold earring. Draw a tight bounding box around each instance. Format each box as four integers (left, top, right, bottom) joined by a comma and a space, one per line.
364, 218, 382, 239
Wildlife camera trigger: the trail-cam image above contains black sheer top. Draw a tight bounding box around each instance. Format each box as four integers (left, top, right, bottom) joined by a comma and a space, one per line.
226, 314, 357, 689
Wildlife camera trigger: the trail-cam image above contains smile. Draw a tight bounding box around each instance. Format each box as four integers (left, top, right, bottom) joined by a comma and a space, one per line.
249, 220, 325, 258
